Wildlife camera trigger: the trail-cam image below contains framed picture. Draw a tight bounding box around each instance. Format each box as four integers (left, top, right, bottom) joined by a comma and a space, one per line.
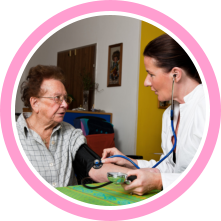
107, 43, 123, 87
158, 100, 171, 109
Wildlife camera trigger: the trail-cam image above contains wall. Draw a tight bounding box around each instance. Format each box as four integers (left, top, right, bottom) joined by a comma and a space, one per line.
15, 15, 141, 154
136, 22, 165, 161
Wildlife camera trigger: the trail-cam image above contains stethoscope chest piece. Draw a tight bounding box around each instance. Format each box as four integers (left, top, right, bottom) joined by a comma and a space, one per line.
93, 159, 103, 169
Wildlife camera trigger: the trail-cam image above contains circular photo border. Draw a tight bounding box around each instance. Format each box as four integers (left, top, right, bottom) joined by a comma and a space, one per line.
1, 1, 220, 220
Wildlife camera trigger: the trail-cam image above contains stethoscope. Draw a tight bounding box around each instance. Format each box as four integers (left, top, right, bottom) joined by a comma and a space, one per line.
82, 75, 177, 189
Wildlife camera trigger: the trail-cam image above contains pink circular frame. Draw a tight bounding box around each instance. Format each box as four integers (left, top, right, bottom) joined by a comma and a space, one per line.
1, 1, 220, 220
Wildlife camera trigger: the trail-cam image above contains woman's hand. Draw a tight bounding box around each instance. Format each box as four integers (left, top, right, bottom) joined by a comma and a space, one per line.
102, 147, 124, 159
101, 147, 138, 169
121, 168, 162, 195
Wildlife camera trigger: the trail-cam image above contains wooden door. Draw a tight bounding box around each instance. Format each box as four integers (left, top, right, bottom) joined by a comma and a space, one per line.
57, 44, 96, 110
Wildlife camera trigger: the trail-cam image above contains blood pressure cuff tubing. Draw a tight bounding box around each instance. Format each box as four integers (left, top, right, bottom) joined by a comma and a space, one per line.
73, 143, 101, 184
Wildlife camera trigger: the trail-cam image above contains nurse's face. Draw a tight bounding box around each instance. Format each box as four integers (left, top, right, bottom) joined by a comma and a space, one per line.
144, 56, 173, 102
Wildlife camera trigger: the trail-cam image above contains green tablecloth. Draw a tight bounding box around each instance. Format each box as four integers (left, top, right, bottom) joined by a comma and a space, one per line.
56, 183, 160, 206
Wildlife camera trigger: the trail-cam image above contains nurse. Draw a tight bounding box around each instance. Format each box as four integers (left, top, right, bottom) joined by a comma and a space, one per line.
102, 34, 206, 195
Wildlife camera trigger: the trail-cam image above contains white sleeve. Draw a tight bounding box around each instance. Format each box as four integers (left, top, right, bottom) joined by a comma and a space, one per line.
137, 159, 158, 168
138, 92, 206, 189
161, 97, 206, 189
191, 98, 206, 151
161, 173, 181, 189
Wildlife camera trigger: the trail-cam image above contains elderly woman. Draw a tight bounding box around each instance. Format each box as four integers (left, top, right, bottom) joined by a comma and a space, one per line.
102, 34, 206, 195
16, 65, 130, 187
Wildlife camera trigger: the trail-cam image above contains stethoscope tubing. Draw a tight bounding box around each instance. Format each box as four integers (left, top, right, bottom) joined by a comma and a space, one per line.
108, 118, 177, 169
110, 76, 177, 169
82, 77, 177, 189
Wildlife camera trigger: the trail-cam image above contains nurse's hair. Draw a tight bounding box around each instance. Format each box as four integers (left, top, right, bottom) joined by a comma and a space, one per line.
21, 65, 65, 110
143, 34, 201, 84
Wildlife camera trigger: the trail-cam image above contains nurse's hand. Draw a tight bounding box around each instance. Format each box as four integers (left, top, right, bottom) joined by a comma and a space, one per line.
101, 147, 138, 169
121, 168, 162, 196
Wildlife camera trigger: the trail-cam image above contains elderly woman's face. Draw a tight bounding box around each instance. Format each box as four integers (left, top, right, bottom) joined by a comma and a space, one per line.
38, 79, 68, 123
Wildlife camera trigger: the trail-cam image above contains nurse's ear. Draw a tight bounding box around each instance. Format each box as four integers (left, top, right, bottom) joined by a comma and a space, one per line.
170, 67, 182, 83
30, 97, 40, 114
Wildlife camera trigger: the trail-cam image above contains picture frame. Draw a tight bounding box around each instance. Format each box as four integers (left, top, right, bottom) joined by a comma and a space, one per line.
158, 100, 171, 109
107, 43, 123, 87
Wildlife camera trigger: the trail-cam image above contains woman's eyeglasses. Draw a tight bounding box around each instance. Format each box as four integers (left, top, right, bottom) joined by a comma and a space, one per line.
38, 95, 73, 105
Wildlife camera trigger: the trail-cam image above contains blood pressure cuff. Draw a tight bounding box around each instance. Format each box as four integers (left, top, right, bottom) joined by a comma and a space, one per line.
73, 143, 101, 184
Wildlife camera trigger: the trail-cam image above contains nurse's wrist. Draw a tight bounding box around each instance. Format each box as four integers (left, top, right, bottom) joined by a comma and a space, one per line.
131, 159, 138, 168
132, 159, 138, 165
124, 158, 138, 169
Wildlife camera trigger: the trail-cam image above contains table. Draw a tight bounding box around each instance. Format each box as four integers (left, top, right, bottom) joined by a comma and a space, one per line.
56, 183, 160, 206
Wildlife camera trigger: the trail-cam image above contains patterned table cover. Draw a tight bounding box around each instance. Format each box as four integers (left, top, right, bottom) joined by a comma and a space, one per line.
56, 183, 160, 206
